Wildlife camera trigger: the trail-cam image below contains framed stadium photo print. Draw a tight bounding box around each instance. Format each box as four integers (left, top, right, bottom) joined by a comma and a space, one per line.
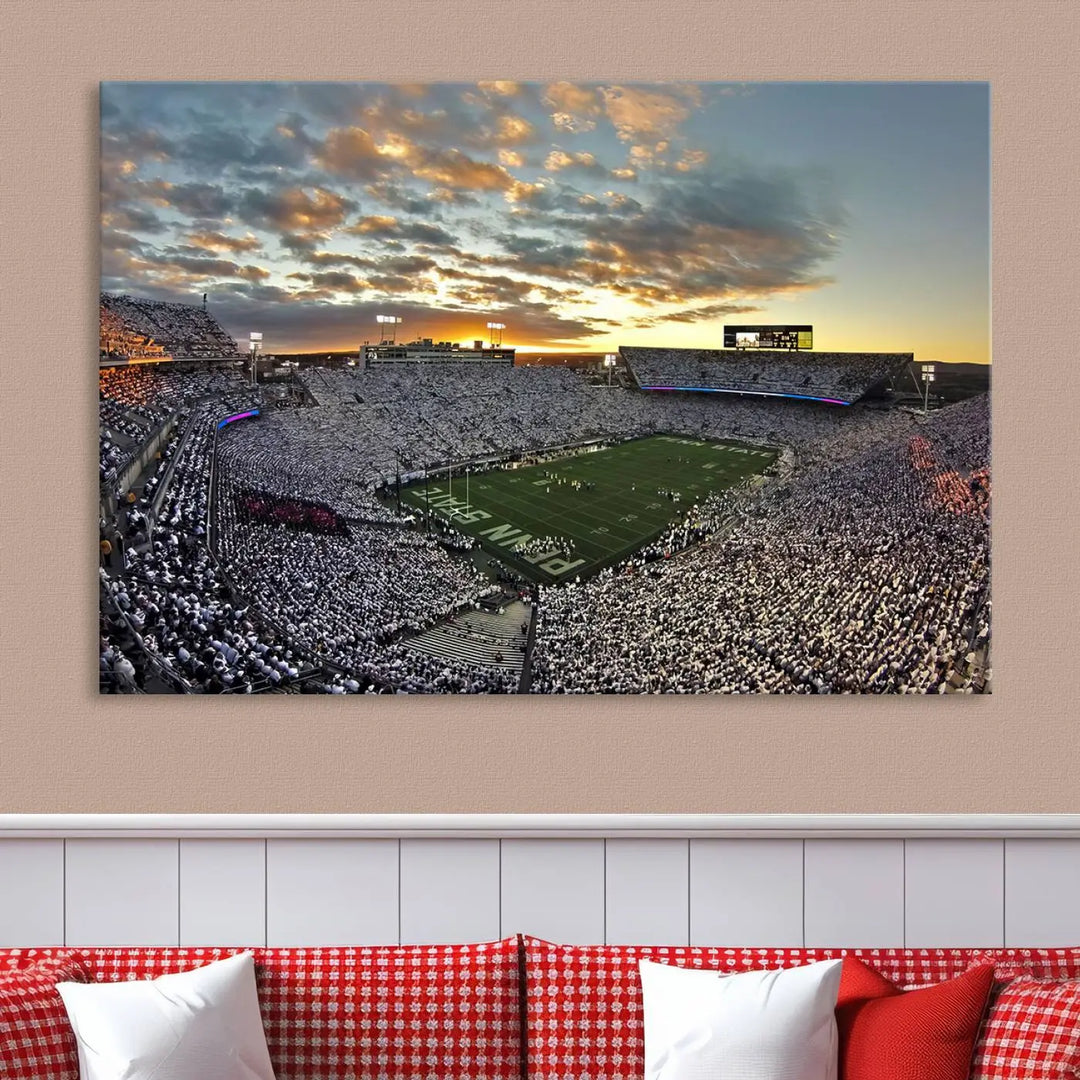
98, 81, 990, 696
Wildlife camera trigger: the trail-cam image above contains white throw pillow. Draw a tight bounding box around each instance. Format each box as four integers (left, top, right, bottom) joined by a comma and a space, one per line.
57, 951, 276, 1080
639, 957, 843, 1080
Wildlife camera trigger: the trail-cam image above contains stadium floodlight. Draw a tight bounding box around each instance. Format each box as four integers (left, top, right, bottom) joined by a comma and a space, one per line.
486, 321, 506, 346
248, 332, 262, 386
604, 352, 618, 385
919, 363, 936, 414
920, 362, 937, 412
376, 314, 402, 344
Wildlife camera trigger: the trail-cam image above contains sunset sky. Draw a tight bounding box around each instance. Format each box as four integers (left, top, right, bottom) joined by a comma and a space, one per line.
101, 81, 989, 362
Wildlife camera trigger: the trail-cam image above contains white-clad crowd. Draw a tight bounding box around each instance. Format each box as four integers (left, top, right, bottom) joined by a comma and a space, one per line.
98, 365, 253, 480
296, 364, 924, 483
100, 294, 240, 359
531, 396, 990, 694
622, 346, 909, 404
99, 355, 990, 695
213, 453, 512, 693
104, 396, 307, 693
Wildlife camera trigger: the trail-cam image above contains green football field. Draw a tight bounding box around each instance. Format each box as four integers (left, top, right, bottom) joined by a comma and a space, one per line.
399, 435, 778, 584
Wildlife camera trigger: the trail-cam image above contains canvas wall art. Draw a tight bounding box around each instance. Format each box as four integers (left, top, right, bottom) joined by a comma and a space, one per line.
98, 81, 990, 695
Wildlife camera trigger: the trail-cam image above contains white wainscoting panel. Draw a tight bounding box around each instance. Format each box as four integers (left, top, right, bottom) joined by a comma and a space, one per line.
1005, 839, 1080, 946
1, 820, 1078, 950
400, 839, 500, 944
64, 839, 180, 946
605, 839, 689, 945
500, 839, 604, 943
904, 840, 1004, 947
0, 840, 65, 946
804, 839, 904, 947
266, 839, 398, 947
689, 839, 804, 946
179, 839, 266, 946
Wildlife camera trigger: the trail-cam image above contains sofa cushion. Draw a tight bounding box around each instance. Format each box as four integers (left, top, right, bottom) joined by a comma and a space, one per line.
640, 957, 844, 1080
971, 977, 1080, 1080
1, 940, 522, 1080
521, 938, 974, 1080
57, 951, 275, 1080
0, 954, 91, 1080
836, 958, 994, 1080
969, 949, 1080, 981
256, 942, 522, 1080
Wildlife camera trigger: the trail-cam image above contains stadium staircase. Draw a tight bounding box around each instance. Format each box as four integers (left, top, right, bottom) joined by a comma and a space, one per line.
401, 600, 531, 679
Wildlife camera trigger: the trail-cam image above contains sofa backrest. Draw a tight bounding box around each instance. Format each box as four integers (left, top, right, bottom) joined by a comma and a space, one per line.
0, 940, 522, 1080
4, 938, 1078, 1080
520, 937, 1080, 1080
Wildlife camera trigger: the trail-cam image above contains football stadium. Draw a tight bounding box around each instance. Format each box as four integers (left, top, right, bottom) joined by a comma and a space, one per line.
99, 295, 991, 695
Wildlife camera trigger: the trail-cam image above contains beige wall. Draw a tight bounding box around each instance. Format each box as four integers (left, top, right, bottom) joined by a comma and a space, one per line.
1, 0, 1077, 813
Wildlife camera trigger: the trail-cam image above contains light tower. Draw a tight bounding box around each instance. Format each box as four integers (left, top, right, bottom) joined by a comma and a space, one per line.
486, 321, 505, 347
248, 332, 262, 386
604, 353, 618, 386
376, 314, 402, 345
920, 363, 936, 415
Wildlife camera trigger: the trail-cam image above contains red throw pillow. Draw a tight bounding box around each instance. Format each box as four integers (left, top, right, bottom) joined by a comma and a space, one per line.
0, 954, 92, 1080
836, 956, 995, 1080
971, 977, 1080, 1080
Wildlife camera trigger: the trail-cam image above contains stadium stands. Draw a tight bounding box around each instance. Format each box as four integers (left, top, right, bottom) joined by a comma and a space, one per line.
621, 346, 910, 404
293, 364, 921, 479
98, 333, 990, 694
99, 305, 169, 361
98, 365, 255, 481
100, 293, 240, 359
531, 395, 990, 694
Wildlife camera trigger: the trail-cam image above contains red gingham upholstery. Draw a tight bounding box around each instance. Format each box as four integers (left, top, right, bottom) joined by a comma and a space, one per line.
0, 941, 521, 1080
0, 953, 90, 1080
971, 978, 1080, 1079
969, 949, 1080, 981
522, 938, 976, 1080
3, 940, 1079, 1079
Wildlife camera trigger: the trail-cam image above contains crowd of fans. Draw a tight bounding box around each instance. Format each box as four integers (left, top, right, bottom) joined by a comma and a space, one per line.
100, 294, 240, 359
102, 397, 311, 693
297, 365, 924, 484
98, 351, 990, 694
99, 306, 169, 361
212, 439, 512, 692
531, 396, 991, 694
213, 410, 401, 523
621, 347, 910, 404
99, 365, 254, 481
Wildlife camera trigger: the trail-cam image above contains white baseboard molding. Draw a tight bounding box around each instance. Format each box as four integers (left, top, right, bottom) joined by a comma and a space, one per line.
2, 813, 1079, 838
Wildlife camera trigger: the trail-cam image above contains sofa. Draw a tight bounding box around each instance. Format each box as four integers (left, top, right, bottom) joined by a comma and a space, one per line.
2, 937, 1077, 1079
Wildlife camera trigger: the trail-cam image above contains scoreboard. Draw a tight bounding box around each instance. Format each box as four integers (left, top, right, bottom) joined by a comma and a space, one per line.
724, 325, 813, 350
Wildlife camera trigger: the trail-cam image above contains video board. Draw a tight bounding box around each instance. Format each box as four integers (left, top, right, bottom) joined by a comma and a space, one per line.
723, 325, 813, 350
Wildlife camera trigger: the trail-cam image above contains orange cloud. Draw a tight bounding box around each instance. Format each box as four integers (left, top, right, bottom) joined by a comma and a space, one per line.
476, 80, 524, 97
186, 230, 262, 253
316, 127, 385, 179
494, 114, 535, 146
350, 215, 398, 234
413, 147, 514, 190
240, 187, 352, 232
319, 127, 517, 193
601, 86, 694, 145
544, 149, 602, 173
544, 82, 604, 117
674, 148, 709, 172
